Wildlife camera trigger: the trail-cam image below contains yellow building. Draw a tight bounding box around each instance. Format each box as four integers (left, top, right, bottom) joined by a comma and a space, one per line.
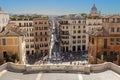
88, 15, 120, 65
0, 23, 26, 64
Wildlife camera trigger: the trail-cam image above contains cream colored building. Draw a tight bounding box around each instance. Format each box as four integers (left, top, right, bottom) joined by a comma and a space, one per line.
58, 15, 87, 53
0, 8, 9, 32
10, 20, 35, 54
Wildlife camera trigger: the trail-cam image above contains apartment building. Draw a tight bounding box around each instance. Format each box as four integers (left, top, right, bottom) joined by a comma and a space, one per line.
33, 17, 51, 56
10, 20, 35, 55
58, 15, 87, 53
88, 15, 120, 65
0, 7, 9, 32
0, 23, 26, 64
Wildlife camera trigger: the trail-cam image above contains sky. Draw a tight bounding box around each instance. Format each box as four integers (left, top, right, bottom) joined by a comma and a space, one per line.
0, 0, 120, 15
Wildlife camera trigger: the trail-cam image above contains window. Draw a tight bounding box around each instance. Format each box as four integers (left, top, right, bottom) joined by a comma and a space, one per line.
82, 40, 86, 43
2, 39, 6, 45
112, 18, 115, 23
78, 26, 80, 28
72, 36, 76, 39
35, 32, 38, 36
77, 46, 81, 51
44, 44, 48, 47
92, 38, 94, 44
36, 38, 38, 42
66, 26, 68, 29
40, 32, 42, 35
45, 32, 47, 35
40, 38, 42, 41
83, 26, 85, 28
117, 27, 120, 32
73, 31, 76, 34
104, 39, 107, 48
78, 36, 81, 38
45, 38, 47, 41
116, 38, 120, 45
29, 23, 32, 26
26, 45, 29, 48
82, 45, 86, 50
63, 26, 64, 29
73, 40, 76, 44
77, 40, 81, 43
110, 38, 114, 45
44, 22, 47, 24
66, 46, 69, 52
35, 44, 39, 49
19, 23, 21, 27
82, 35, 86, 38
83, 30, 86, 33
24, 23, 27, 26
78, 30, 81, 33
3, 51, 7, 58
111, 28, 114, 32
78, 21, 81, 23
35, 22, 37, 24
35, 27, 38, 30
26, 23, 28, 26
73, 26, 75, 29
39, 22, 43, 24
72, 46, 76, 51
30, 39, 34, 42
39, 27, 42, 30
117, 18, 120, 23
30, 33, 34, 36
31, 45, 34, 48
44, 27, 48, 30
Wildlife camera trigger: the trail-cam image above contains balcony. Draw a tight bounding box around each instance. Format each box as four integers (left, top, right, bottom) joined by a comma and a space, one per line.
102, 46, 110, 50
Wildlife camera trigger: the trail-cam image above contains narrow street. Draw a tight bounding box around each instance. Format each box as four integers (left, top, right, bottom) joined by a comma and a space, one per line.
49, 18, 61, 62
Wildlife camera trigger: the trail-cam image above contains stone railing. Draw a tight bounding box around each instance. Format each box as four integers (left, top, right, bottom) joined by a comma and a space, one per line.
26, 65, 86, 73
90, 62, 111, 72
110, 62, 120, 74
7, 62, 26, 72
0, 62, 120, 74
0, 63, 8, 72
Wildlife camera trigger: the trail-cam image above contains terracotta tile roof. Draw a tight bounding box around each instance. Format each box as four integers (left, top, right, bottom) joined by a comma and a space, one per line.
0, 23, 27, 36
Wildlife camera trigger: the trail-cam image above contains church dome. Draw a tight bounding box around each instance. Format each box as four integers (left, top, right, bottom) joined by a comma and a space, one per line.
91, 4, 98, 14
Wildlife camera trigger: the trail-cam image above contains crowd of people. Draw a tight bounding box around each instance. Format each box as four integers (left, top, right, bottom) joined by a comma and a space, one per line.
26, 52, 48, 64
26, 51, 88, 65
60, 51, 87, 62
